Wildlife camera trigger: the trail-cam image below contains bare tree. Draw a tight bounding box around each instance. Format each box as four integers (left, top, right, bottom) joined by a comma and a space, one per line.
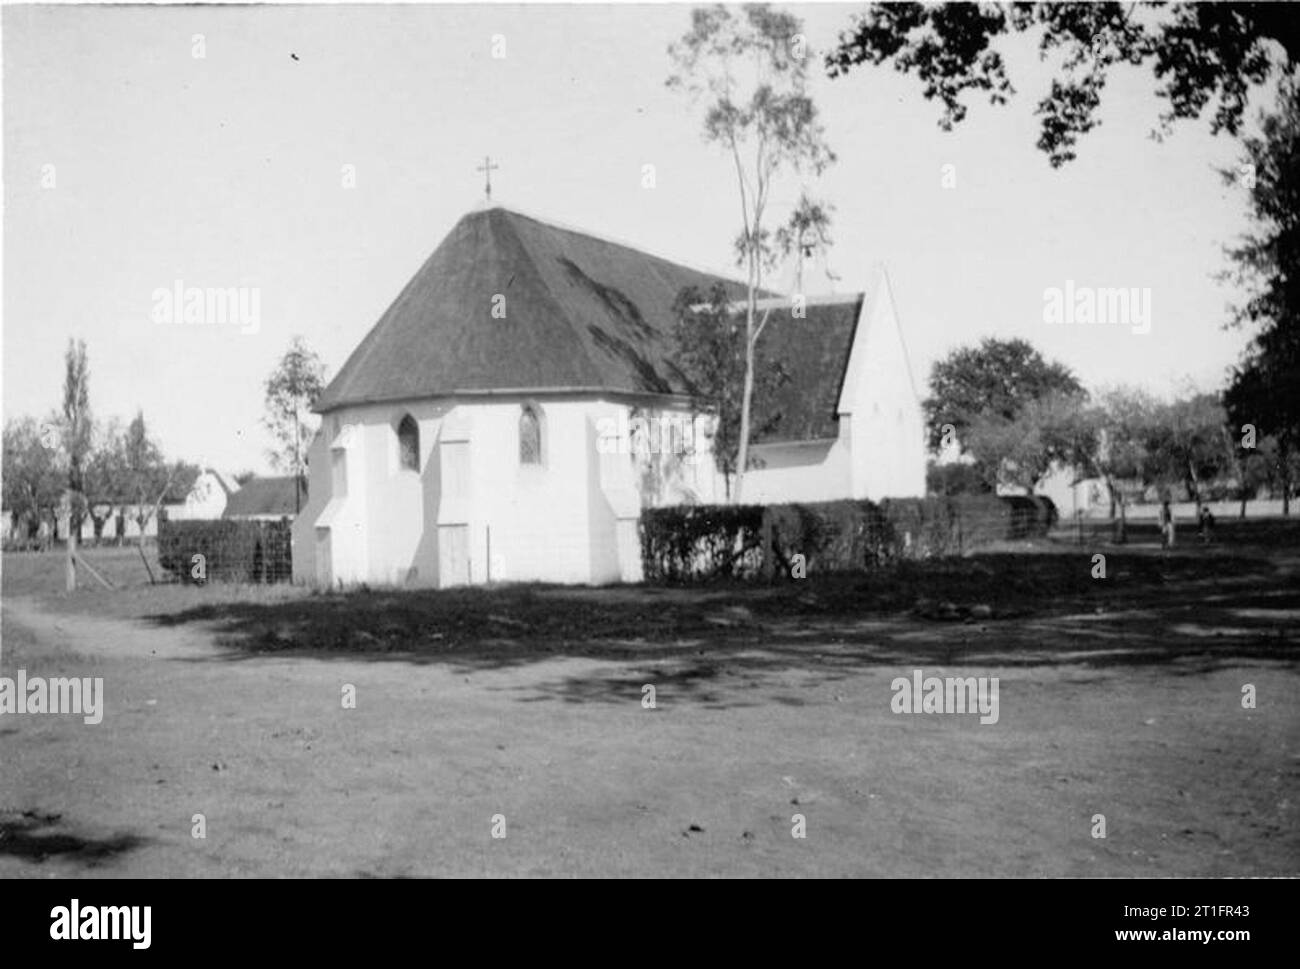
82, 418, 128, 540
61, 339, 92, 589
121, 410, 197, 583
668, 4, 835, 500
263, 336, 326, 514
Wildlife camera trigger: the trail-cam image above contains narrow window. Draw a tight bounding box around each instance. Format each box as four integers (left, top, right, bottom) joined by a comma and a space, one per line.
398, 415, 419, 471
519, 405, 542, 465
332, 448, 348, 497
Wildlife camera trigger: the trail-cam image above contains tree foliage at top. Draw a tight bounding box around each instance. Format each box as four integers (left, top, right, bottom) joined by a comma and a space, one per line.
1083, 386, 1162, 508
1144, 392, 1236, 501
1223, 76, 1300, 512
774, 192, 839, 291
924, 336, 1084, 451
826, 2, 1298, 166
964, 389, 1094, 491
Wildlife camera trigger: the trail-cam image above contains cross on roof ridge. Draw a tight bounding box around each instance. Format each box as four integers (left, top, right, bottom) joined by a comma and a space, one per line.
476, 155, 499, 202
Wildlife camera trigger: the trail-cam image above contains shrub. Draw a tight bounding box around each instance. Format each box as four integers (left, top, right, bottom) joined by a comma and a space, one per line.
875, 497, 958, 559
639, 504, 764, 582
639, 494, 1059, 582
764, 500, 886, 574
926, 461, 992, 496
158, 519, 293, 583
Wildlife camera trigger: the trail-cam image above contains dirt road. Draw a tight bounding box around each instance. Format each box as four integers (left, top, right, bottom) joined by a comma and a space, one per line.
2, 594, 1297, 877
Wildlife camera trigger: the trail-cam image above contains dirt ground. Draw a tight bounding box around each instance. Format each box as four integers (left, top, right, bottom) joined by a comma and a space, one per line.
1, 526, 1297, 877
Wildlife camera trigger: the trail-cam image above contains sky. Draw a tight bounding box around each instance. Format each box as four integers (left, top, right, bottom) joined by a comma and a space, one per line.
2, 2, 1271, 474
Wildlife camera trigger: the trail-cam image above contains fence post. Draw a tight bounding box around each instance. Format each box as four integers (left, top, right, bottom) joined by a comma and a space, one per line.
66, 522, 77, 592
64, 491, 77, 592
760, 511, 774, 582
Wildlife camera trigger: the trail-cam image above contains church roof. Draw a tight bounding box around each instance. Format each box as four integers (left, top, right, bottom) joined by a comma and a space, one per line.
317, 205, 754, 410
317, 205, 868, 445
750, 294, 865, 444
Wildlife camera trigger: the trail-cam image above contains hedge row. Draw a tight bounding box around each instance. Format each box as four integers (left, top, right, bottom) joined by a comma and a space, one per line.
639, 495, 1057, 583
637, 504, 766, 582
158, 519, 293, 583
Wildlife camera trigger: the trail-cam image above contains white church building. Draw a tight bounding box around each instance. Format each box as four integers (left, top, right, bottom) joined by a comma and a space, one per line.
292, 204, 925, 588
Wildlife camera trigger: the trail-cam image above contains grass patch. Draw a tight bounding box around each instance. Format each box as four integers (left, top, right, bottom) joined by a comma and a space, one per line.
5, 519, 1297, 672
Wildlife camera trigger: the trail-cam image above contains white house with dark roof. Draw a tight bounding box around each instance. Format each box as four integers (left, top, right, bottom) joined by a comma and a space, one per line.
164, 468, 242, 521
292, 204, 924, 588
223, 476, 305, 521
743, 283, 926, 505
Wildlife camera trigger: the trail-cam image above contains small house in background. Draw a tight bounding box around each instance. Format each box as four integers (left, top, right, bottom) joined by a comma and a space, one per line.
223, 476, 305, 521
164, 468, 243, 521
1031, 465, 1110, 520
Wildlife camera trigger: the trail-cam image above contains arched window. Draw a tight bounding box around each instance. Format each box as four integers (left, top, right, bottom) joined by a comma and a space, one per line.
397, 415, 419, 471
519, 405, 542, 465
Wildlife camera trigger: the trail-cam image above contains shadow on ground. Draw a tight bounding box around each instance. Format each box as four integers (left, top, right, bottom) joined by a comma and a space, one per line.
134, 520, 1300, 706
0, 810, 143, 868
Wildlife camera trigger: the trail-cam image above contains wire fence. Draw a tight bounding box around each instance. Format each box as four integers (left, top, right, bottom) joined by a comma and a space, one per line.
158, 519, 293, 583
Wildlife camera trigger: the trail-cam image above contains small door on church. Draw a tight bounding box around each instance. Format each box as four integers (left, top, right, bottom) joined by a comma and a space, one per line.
439, 524, 471, 587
